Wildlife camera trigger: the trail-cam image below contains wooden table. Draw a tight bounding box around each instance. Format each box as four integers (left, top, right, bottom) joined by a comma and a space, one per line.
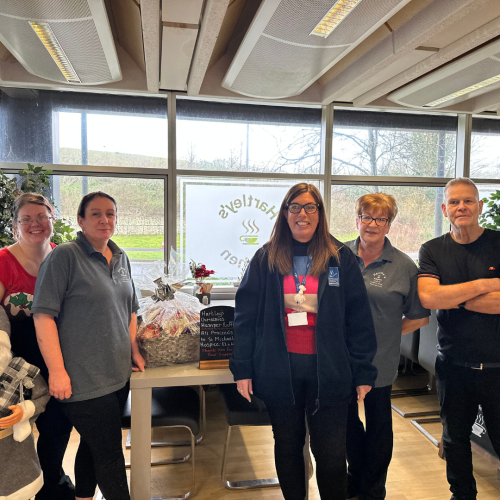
129, 362, 235, 500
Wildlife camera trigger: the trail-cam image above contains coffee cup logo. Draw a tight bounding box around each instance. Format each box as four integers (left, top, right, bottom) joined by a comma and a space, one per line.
240, 235, 258, 245
240, 220, 259, 245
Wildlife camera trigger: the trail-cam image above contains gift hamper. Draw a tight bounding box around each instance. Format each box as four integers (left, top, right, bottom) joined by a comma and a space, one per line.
135, 254, 204, 367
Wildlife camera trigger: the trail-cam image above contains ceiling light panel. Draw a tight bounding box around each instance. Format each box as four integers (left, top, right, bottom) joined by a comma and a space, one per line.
222, 0, 410, 99
311, 0, 362, 38
388, 39, 500, 109
0, 0, 121, 85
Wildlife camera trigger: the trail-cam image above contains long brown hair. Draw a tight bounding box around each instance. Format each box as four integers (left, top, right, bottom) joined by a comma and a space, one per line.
266, 183, 339, 276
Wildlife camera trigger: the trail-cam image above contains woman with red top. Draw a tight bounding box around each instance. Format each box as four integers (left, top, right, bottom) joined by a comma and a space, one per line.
230, 183, 377, 500
0, 193, 74, 500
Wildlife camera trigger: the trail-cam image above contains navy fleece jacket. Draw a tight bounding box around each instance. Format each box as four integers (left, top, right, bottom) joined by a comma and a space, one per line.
230, 239, 377, 406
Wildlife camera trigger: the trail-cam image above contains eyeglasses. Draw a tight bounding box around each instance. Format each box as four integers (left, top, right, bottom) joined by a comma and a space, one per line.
287, 203, 320, 214
358, 215, 390, 227
17, 215, 54, 225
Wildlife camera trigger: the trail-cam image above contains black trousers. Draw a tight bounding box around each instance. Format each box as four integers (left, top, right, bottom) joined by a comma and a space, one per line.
59, 383, 130, 500
436, 356, 500, 500
346, 385, 393, 500
34, 397, 75, 500
266, 353, 349, 500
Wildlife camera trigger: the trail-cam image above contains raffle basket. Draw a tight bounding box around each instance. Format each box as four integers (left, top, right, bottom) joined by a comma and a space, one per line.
135, 255, 203, 367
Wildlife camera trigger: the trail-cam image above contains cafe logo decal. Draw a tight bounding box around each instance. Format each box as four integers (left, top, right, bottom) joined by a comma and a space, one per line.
240, 220, 259, 245
218, 194, 279, 266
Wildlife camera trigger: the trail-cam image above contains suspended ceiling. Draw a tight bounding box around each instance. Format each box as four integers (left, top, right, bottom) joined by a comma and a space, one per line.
0, 0, 500, 115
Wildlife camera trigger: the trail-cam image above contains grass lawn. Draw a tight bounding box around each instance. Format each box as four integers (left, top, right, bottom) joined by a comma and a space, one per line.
111, 234, 164, 260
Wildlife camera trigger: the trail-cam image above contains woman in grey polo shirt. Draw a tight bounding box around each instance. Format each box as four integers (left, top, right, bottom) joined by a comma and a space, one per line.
345, 193, 430, 500
32, 192, 145, 500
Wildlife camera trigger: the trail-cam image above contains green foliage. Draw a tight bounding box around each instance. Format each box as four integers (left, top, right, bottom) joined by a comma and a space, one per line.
0, 164, 75, 247
0, 170, 19, 247
479, 190, 500, 230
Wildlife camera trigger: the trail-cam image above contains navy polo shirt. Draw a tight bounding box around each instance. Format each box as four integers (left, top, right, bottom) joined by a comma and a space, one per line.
32, 231, 139, 402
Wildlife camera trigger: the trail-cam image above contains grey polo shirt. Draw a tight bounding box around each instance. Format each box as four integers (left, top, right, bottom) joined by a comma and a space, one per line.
346, 237, 429, 388
32, 231, 139, 402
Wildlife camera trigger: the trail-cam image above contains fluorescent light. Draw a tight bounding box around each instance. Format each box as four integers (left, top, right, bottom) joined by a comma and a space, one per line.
425, 74, 500, 107
29, 21, 81, 83
310, 0, 363, 38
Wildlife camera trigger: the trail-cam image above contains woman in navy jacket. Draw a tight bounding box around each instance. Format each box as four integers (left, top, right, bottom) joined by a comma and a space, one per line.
230, 183, 377, 500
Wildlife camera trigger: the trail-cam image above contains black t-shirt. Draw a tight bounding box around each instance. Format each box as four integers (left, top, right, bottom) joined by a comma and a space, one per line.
418, 229, 500, 363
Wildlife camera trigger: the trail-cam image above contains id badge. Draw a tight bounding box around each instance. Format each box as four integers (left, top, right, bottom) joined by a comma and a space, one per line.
288, 311, 308, 326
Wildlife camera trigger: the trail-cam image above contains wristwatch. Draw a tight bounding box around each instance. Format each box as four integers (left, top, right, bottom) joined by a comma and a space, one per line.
458, 302, 466, 309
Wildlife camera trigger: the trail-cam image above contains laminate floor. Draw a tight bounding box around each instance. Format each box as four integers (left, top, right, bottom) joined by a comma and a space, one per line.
33, 373, 500, 499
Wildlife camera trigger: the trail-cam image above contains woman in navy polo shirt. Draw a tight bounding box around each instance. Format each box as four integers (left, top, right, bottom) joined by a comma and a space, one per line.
32, 192, 145, 500
345, 193, 429, 500
230, 183, 377, 500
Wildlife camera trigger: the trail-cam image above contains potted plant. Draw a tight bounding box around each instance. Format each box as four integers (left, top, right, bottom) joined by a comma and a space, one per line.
479, 189, 500, 230
0, 163, 74, 247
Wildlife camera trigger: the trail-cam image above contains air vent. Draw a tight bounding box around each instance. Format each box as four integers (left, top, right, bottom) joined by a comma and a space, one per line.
0, 0, 121, 85
388, 39, 500, 109
222, 0, 411, 99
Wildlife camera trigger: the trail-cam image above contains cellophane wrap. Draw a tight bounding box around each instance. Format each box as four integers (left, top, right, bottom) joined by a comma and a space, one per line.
135, 253, 203, 367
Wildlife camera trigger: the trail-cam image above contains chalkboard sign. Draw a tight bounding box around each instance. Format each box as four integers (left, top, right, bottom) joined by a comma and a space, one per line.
199, 306, 234, 370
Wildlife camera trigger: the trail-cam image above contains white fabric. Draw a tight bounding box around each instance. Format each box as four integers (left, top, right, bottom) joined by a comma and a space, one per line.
0, 330, 12, 374
13, 401, 34, 443
0, 472, 43, 500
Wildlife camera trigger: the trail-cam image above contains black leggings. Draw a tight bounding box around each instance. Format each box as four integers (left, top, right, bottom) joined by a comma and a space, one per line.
59, 383, 130, 500
265, 353, 349, 500
35, 396, 74, 500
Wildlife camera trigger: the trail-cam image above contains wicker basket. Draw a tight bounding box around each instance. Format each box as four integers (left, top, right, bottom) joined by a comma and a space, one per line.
139, 323, 200, 367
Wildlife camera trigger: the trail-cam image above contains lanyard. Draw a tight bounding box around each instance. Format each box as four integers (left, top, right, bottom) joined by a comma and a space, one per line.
292, 257, 312, 294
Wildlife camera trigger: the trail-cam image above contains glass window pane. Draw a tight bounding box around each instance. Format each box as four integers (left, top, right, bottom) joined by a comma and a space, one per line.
330, 185, 449, 257
177, 100, 321, 174
0, 89, 168, 167
52, 175, 165, 275
332, 110, 457, 177
471, 118, 500, 179
178, 177, 322, 281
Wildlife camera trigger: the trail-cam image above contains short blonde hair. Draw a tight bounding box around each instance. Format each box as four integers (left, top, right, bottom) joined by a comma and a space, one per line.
444, 178, 479, 200
355, 193, 398, 224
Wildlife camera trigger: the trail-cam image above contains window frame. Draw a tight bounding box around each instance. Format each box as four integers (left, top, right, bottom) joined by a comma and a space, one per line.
2, 93, 496, 297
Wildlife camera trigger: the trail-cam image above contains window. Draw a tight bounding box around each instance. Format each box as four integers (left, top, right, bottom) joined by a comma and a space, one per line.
52, 175, 165, 273
330, 185, 448, 257
471, 117, 500, 179
178, 176, 322, 281
0, 90, 168, 167
177, 100, 322, 174
332, 110, 457, 177
56, 112, 168, 168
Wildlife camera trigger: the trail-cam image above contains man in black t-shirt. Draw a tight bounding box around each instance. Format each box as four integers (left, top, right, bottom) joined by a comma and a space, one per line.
418, 178, 500, 500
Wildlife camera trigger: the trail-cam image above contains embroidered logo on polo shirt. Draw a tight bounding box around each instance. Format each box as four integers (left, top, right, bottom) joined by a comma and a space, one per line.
489, 267, 496, 271
370, 272, 386, 288
117, 267, 130, 281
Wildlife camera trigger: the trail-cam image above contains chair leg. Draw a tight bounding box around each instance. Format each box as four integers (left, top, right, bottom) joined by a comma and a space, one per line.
221, 424, 280, 490
126, 388, 206, 449
391, 374, 440, 418
410, 417, 442, 447
125, 427, 193, 468
152, 430, 196, 500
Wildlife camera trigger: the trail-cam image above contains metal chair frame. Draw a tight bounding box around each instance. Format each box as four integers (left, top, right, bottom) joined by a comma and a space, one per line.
125, 386, 205, 466
96, 425, 195, 500
391, 372, 440, 419
410, 416, 442, 447
221, 423, 314, 490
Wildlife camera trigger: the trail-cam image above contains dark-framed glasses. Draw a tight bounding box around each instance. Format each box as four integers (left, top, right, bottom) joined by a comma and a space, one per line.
17, 215, 54, 225
287, 203, 320, 214
358, 215, 389, 227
